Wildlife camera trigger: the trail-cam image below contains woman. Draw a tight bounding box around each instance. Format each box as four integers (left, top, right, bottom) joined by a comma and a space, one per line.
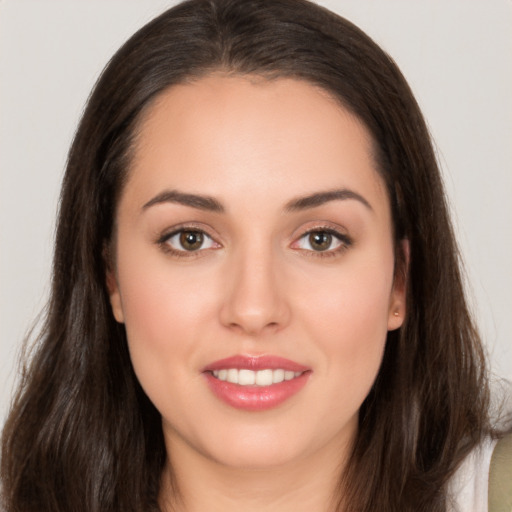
1, 0, 506, 510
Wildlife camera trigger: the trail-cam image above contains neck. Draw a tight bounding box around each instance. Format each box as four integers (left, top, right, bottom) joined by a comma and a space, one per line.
159, 430, 354, 512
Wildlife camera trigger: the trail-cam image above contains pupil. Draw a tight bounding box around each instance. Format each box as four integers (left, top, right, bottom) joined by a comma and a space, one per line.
310, 232, 331, 251
180, 231, 203, 251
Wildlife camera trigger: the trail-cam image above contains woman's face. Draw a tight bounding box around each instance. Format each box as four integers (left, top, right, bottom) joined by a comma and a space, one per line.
108, 75, 405, 470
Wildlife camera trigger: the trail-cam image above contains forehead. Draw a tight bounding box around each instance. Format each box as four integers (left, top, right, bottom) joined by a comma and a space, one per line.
124, 74, 388, 216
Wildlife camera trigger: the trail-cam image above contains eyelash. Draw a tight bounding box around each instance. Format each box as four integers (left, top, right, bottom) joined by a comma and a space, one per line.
293, 227, 352, 258
157, 225, 352, 259
157, 225, 219, 259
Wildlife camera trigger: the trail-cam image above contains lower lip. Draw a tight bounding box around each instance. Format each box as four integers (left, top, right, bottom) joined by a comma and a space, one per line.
204, 372, 310, 411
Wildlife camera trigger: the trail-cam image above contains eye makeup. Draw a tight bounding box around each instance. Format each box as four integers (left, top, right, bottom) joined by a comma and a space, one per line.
292, 226, 353, 258
154, 220, 353, 261
156, 222, 222, 259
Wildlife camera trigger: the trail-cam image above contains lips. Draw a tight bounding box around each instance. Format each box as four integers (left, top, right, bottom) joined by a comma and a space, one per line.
202, 355, 311, 411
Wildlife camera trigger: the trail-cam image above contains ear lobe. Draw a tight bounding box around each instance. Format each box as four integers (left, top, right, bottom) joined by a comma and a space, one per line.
103, 245, 124, 324
106, 270, 124, 323
387, 239, 409, 331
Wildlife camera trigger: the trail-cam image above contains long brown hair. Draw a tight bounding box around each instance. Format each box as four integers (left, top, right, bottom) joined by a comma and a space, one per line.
1, 1, 492, 510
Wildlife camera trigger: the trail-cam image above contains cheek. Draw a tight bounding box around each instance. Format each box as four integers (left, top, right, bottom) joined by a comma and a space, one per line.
295, 253, 394, 385
113, 243, 219, 389
299, 256, 394, 335
116, 262, 226, 435
309, 271, 391, 422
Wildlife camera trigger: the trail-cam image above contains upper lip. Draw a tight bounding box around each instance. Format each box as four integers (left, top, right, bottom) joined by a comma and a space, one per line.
202, 355, 310, 373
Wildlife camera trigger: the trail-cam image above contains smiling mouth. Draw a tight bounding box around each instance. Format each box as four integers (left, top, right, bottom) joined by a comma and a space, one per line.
203, 355, 311, 410
211, 368, 304, 386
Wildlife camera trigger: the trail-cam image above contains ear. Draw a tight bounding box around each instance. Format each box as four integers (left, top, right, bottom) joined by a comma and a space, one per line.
103, 244, 125, 324
387, 239, 409, 331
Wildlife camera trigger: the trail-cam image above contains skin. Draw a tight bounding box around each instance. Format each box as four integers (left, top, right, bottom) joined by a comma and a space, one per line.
107, 74, 406, 512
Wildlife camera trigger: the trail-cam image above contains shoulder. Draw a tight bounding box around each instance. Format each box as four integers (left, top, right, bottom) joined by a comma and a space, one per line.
448, 379, 512, 512
447, 437, 497, 512
488, 432, 512, 512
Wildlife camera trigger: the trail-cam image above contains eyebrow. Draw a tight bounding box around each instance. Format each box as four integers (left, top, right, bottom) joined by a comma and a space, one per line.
284, 188, 372, 212
142, 189, 225, 213
141, 187, 372, 214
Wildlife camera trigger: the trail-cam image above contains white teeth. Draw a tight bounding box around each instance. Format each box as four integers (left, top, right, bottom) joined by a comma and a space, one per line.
227, 368, 238, 384
273, 368, 285, 384
238, 369, 255, 385
255, 369, 273, 386
212, 368, 303, 386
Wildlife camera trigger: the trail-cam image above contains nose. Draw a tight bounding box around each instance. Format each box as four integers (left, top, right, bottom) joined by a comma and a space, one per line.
219, 246, 291, 336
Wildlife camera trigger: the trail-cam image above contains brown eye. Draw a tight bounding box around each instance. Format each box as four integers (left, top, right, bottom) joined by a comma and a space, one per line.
293, 229, 348, 254
308, 231, 333, 251
162, 229, 217, 253
179, 230, 204, 251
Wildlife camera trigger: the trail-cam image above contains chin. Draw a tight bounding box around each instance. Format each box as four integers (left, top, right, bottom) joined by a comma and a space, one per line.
211, 443, 301, 470
199, 424, 311, 469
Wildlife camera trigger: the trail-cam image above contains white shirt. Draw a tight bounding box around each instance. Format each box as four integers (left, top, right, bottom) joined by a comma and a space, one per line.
448, 437, 498, 512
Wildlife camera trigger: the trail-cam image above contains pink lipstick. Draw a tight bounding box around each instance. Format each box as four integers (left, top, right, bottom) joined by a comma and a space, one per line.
202, 355, 311, 411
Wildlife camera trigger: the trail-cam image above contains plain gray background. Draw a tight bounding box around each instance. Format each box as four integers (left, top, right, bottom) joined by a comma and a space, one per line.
1, 0, 511, 422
